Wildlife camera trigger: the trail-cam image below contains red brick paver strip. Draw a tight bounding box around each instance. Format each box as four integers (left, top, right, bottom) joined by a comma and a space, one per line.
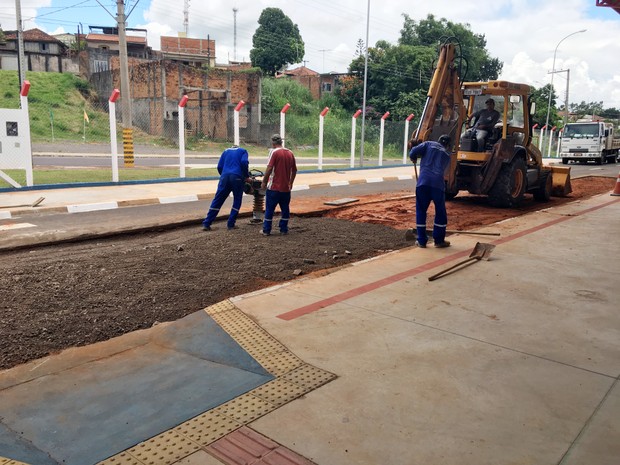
206, 426, 317, 465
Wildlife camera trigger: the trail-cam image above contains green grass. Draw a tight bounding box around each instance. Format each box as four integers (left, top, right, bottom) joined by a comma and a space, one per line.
0, 167, 223, 187
0, 70, 114, 143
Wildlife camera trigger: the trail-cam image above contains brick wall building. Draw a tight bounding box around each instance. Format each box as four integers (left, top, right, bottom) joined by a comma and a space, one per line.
90, 59, 262, 142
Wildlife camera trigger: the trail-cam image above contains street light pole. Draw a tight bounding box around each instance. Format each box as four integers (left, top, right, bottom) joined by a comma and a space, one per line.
359, 0, 370, 167
544, 29, 586, 130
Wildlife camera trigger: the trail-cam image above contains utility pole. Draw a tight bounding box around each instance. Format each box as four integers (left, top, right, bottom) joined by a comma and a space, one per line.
564, 69, 570, 127
15, 0, 26, 88
116, 0, 132, 128
318, 49, 331, 73
184, 0, 190, 36
233, 7, 238, 61
116, 0, 134, 167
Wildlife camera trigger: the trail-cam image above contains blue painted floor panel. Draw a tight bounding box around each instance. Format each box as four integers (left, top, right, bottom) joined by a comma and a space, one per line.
0, 310, 273, 465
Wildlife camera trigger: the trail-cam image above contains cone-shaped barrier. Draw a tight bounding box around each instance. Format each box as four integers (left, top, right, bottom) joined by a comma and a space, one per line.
612, 171, 620, 197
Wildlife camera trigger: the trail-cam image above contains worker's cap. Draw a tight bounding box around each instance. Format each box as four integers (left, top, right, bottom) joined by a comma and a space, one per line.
438, 134, 451, 147
271, 134, 283, 144
485, 98, 495, 105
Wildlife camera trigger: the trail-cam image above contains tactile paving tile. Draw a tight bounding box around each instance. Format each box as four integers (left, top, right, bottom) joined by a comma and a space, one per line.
1, 459, 31, 465
97, 451, 143, 465
250, 378, 308, 407
127, 430, 200, 465
204, 300, 237, 315
173, 410, 241, 447
249, 349, 304, 377
214, 393, 276, 424
211, 311, 265, 338
281, 364, 337, 391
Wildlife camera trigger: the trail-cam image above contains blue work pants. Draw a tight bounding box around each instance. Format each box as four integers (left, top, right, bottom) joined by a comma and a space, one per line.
415, 185, 447, 245
202, 174, 245, 229
263, 190, 291, 234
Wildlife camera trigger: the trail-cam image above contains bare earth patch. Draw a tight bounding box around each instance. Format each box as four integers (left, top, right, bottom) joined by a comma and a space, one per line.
0, 176, 614, 370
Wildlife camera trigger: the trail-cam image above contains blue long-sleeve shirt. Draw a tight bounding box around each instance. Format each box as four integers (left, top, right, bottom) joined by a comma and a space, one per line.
409, 141, 451, 190
217, 146, 249, 178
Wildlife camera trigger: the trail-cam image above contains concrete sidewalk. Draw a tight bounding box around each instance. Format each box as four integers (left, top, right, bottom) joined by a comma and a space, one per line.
0, 171, 618, 464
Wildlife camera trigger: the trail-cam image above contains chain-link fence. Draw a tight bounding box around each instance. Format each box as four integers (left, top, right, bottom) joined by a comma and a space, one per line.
1, 67, 415, 188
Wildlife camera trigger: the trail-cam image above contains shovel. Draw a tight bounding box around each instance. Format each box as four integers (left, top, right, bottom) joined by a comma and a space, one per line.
428, 242, 495, 281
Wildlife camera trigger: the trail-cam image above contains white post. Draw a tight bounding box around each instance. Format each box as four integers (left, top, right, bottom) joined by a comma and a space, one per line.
379, 111, 389, 166
556, 130, 562, 158
178, 95, 189, 178
108, 89, 120, 182
19, 81, 33, 187
280, 102, 290, 147
318, 107, 329, 170
538, 126, 545, 150
351, 109, 361, 168
403, 113, 414, 164
547, 127, 555, 158
234, 100, 245, 147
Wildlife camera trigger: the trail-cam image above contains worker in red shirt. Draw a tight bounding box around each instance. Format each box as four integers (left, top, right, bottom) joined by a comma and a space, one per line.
260, 134, 297, 236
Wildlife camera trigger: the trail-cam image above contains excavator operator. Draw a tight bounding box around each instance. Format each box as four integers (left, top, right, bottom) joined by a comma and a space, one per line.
461, 98, 500, 151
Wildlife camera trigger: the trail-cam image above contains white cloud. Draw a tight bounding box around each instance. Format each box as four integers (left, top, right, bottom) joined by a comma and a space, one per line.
2, 0, 620, 108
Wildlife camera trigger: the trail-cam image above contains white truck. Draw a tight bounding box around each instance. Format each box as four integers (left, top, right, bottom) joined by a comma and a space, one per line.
559, 121, 620, 165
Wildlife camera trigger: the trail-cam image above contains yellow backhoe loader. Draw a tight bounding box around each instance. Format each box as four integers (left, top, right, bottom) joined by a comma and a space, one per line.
410, 38, 571, 207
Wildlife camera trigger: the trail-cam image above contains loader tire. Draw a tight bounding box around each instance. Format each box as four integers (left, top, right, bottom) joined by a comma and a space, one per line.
533, 170, 552, 201
488, 157, 527, 208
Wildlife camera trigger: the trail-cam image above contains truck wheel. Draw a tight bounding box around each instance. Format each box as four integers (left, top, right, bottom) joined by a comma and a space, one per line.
595, 156, 603, 165
533, 171, 552, 201
562, 158, 568, 165
488, 157, 527, 208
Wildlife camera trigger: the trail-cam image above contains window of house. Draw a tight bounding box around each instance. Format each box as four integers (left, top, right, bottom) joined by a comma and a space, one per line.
40, 43, 48, 52
322, 83, 332, 92
94, 60, 109, 72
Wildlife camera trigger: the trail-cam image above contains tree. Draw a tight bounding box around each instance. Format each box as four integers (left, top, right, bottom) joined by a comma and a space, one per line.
530, 84, 558, 126
399, 14, 502, 82
336, 14, 502, 119
250, 8, 305, 76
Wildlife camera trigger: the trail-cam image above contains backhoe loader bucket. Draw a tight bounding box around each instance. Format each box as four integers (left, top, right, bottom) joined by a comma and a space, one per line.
550, 166, 572, 196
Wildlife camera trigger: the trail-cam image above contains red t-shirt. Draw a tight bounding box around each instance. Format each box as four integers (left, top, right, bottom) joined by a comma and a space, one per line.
266, 147, 297, 192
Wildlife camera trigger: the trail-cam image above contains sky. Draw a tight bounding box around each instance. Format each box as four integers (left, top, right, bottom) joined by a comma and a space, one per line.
2, 0, 620, 109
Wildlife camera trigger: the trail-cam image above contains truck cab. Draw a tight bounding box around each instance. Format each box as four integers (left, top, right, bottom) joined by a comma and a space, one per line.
560, 121, 620, 165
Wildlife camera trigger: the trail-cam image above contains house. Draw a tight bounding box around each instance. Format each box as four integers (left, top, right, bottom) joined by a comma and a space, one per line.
277, 66, 346, 100
85, 26, 151, 73
0, 28, 71, 73
160, 35, 216, 68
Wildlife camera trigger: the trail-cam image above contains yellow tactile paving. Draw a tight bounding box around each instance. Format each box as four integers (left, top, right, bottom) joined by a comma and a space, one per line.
97, 299, 337, 465
0, 458, 31, 465
213, 393, 277, 424
282, 364, 338, 391
173, 411, 241, 447
250, 378, 308, 407
98, 451, 143, 464
127, 431, 200, 465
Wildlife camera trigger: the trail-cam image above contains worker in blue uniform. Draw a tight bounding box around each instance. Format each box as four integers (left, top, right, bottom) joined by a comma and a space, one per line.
406, 135, 452, 248
202, 145, 251, 231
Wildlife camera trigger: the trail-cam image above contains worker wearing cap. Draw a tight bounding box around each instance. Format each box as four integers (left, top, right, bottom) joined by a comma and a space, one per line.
201, 145, 251, 231
406, 135, 452, 248
260, 134, 297, 236
463, 98, 500, 151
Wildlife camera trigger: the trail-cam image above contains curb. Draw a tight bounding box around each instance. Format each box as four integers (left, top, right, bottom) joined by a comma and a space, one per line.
1, 175, 415, 219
